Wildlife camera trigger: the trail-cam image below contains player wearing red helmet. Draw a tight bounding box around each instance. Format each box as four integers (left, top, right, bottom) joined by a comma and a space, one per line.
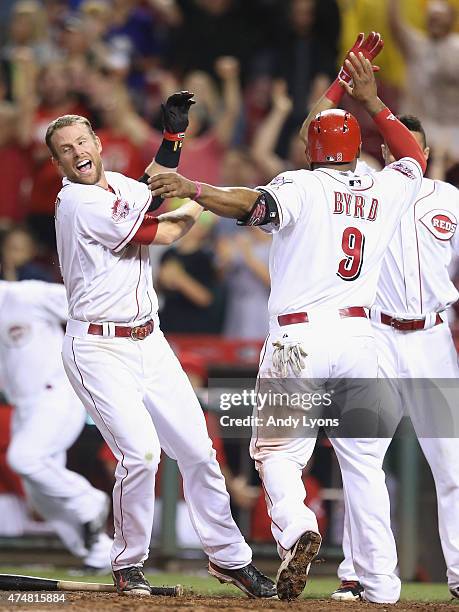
307, 109, 361, 164
149, 47, 426, 604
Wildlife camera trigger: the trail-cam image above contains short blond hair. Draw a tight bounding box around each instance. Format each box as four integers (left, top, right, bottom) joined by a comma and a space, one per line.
45, 114, 96, 157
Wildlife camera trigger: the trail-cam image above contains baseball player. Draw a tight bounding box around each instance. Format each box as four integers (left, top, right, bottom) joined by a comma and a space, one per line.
148, 49, 428, 604
299, 38, 459, 602
0, 279, 112, 569
48, 92, 276, 598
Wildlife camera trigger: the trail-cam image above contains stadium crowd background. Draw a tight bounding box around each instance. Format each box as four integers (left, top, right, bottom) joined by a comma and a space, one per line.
1, 0, 459, 580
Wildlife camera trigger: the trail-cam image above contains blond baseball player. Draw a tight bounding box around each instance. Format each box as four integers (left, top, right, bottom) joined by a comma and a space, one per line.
48, 92, 276, 598
148, 49, 427, 603
329, 117, 459, 602
0, 280, 112, 569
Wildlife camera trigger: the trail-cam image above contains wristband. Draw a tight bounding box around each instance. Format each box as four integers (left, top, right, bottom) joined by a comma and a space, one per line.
325, 78, 345, 105
194, 181, 202, 200
155, 132, 185, 168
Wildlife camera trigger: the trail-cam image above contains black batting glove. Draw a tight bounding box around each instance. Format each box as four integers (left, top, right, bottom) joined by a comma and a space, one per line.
161, 91, 195, 134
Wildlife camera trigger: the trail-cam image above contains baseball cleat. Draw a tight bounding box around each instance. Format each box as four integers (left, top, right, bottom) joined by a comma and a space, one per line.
276, 530, 322, 600
331, 580, 364, 601
450, 586, 459, 599
83, 493, 111, 550
113, 566, 152, 596
208, 561, 277, 598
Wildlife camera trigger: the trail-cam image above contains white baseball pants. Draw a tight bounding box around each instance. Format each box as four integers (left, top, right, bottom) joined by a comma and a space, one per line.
6, 377, 110, 563
338, 319, 459, 590
62, 320, 251, 571
250, 313, 401, 604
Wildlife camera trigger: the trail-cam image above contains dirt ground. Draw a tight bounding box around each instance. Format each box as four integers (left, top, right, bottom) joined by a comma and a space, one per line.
1, 593, 459, 612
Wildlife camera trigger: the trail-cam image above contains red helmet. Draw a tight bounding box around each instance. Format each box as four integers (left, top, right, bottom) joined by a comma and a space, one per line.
307, 109, 361, 164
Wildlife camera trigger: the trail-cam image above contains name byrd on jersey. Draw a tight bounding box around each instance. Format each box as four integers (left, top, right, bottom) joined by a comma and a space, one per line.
333, 191, 379, 221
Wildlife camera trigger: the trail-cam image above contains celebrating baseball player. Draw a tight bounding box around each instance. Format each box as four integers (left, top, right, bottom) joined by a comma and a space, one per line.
148, 44, 428, 603
0, 280, 112, 570
48, 92, 276, 598
299, 48, 459, 600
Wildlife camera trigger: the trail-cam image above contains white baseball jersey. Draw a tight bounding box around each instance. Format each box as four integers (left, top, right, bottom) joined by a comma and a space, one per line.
55, 171, 157, 324
375, 177, 459, 314
259, 158, 423, 316
0, 281, 68, 403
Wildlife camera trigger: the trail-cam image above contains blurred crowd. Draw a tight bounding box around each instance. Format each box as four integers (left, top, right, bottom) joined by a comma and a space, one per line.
1, 0, 459, 336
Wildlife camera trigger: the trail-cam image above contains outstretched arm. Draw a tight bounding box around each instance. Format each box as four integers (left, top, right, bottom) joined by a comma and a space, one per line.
299, 32, 384, 144
388, 0, 419, 59
149, 174, 259, 220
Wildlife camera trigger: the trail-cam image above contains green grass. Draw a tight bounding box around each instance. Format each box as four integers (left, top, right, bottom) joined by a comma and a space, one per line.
0, 567, 457, 602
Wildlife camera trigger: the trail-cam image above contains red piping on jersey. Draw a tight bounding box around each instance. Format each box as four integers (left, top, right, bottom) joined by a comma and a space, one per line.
71, 338, 129, 565
113, 193, 152, 251
316, 169, 375, 191
134, 248, 142, 321
413, 182, 436, 312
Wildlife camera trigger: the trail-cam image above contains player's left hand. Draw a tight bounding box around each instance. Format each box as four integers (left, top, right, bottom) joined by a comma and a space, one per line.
161, 91, 195, 133
149, 172, 197, 200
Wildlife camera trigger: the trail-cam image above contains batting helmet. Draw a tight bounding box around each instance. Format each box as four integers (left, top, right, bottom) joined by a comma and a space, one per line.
307, 109, 361, 164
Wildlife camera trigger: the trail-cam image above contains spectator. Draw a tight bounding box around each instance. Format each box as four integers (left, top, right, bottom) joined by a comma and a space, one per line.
273, 0, 339, 127
17, 60, 92, 251
157, 212, 223, 334
0, 102, 30, 229
388, 0, 459, 166
0, 226, 53, 281
218, 228, 271, 340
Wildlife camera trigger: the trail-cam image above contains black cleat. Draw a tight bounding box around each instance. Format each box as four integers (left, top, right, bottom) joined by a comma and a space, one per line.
331, 580, 364, 601
83, 494, 110, 550
113, 566, 152, 596
450, 586, 459, 599
208, 561, 277, 598
276, 530, 322, 600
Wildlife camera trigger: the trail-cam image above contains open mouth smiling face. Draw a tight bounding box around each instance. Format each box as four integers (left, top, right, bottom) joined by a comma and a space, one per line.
51, 123, 103, 185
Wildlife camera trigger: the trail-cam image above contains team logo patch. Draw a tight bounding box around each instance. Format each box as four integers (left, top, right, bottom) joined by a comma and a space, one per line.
268, 176, 293, 190
420, 209, 457, 241
111, 197, 130, 222
389, 161, 416, 180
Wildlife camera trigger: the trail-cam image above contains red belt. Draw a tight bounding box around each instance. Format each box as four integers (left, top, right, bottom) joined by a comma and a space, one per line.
87, 320, 154, 340
380, 313, 442, 331
278, 307, 367, 327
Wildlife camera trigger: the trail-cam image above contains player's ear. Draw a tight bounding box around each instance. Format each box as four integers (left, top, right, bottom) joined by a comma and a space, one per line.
381, 143, 386, 158
424, 146, 430, 162
95, 135, 102, 153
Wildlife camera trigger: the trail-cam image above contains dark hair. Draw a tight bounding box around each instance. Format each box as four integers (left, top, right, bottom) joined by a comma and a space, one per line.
397, 114, 427, 148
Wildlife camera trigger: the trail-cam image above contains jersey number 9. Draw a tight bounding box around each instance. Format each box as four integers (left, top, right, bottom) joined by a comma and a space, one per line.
337, 227, 365, 281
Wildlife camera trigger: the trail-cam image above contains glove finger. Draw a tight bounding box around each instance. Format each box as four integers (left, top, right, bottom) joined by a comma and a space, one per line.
372, 65, 381, 73
370, 38, 384, 58
352, 32, 365, 51
361, 31, 376, 52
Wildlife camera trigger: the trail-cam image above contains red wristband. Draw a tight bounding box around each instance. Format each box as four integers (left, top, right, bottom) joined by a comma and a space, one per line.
163, 131, 185, 142
325, 78, 345, 105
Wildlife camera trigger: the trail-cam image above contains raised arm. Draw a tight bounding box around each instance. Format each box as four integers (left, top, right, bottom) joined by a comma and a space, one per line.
299, 32, 384, 144
251, 80, 292, 180
213, 56, 242, 147
140, 91, 195, 184
341, 52, 426, 172
388, 0, 419, 60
